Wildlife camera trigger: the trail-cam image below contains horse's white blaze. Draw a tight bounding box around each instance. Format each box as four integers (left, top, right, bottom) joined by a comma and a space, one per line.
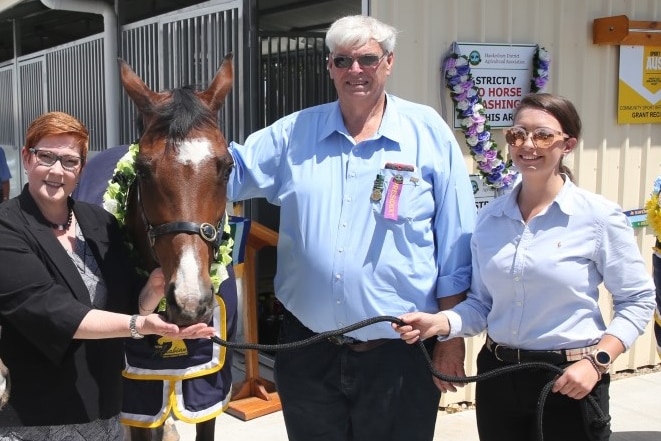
176, 138, 213, 166
176, 245, 205, 310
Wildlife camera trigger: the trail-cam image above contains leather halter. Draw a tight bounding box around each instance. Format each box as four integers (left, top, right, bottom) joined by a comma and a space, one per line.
134, 177, 227, 264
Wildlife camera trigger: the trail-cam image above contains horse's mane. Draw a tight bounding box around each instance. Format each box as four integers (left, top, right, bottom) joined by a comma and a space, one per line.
139, 85, 219, 145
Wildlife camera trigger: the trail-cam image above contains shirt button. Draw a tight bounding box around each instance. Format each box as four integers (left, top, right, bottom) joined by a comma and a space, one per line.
338, 248, 344, 253
335, 274, 341, 280
514, 276, 520, 281
336, 300, 341, 304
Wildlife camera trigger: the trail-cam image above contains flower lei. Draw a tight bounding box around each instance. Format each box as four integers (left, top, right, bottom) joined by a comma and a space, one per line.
443, 45, 550, 189
645, 175, 661, 255
102, 143, 234, 294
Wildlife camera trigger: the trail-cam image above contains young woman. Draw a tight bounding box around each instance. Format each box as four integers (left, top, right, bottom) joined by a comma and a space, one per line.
394, 93, 656, 441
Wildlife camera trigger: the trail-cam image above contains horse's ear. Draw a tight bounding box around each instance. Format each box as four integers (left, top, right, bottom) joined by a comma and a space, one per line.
199, 53, 234, 112
118, 58, 159, 113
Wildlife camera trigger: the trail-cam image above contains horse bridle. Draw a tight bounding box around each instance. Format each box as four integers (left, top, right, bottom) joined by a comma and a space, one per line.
133, 178, 227, 264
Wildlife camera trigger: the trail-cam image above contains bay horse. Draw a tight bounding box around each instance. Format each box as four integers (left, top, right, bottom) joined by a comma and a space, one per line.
113, 55, 234, 441
119, 55, 235, 328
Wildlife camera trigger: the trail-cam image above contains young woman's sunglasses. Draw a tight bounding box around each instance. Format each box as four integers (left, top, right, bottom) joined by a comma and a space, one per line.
332, 52, 388, 69
504, 127, 570, 149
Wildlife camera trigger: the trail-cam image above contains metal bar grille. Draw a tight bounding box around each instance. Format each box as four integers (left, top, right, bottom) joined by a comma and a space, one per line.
0, 66, 15, 146
45, 37, 105, 151
18, 59, 45, 148
258, 33, 335, 128
120, 22, 160, 144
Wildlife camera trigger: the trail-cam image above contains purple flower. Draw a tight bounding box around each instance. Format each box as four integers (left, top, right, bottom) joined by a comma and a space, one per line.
455, 64, 471, 76
444, 58, 457, 70
477, 131, 491, 142
534, 77, 547, 88
482, 149, 497, 160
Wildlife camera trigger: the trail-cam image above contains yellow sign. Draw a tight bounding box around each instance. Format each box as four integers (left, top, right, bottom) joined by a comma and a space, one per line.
643, 46, 661, 94
618, 45, 661, 124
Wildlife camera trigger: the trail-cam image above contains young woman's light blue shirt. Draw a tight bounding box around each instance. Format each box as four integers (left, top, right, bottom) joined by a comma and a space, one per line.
445, 179, 655, 350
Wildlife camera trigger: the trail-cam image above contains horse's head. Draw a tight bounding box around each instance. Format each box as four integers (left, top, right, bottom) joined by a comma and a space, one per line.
119, 55, 234, 326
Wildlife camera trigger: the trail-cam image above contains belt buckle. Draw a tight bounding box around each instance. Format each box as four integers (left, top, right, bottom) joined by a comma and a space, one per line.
493, 344, 520, 363
493, 344, 505, 362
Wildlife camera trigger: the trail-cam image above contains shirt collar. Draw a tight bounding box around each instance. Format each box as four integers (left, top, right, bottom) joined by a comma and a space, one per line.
499, 175, 576, 220
553, 176, 576, 215
318, 93, 401, 144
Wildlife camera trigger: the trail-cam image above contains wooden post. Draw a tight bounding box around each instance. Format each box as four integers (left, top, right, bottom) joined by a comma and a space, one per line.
226, 221, 281, 421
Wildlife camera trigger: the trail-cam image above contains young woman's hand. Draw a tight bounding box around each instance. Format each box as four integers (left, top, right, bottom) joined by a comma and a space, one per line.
392, 312, 450, 343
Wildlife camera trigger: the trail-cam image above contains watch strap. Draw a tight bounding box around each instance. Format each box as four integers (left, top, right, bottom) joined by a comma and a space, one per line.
129, 314, 144, 339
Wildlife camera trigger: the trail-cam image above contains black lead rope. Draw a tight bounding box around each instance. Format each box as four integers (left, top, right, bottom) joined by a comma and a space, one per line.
210, 315, 610, 441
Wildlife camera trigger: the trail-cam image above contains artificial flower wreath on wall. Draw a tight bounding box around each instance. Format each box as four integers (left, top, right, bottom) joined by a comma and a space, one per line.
443, 45, 550, 189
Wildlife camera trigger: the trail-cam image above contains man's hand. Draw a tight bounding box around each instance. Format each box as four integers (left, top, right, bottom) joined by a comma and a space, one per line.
431, 337, 466, 393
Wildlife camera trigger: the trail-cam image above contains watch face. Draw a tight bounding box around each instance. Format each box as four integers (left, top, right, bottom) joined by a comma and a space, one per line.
595, 350, 611, 365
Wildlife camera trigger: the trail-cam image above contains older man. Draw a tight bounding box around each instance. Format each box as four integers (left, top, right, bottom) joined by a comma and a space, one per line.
228, 15, 476, 441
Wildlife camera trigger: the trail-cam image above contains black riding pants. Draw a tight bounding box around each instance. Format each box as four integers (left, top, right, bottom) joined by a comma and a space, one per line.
274, 309, 441, 441
475, 346, 611, 441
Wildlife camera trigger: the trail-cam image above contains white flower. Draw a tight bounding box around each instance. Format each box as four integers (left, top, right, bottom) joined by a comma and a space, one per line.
539, 49, 551, 61
457, 100, 470, 111
103, 199, 118, 215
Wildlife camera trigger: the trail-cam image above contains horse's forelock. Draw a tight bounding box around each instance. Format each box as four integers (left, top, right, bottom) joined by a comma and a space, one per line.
141, 87, 218, 145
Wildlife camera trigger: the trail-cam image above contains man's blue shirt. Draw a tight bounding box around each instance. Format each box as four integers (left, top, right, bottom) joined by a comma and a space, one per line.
229, 94, 476, 340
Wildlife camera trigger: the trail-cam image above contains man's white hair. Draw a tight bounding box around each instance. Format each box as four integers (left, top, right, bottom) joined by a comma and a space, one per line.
326, 15, 397, 54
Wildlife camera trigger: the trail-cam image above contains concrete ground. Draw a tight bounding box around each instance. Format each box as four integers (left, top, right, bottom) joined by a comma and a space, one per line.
173, 370, 661, 440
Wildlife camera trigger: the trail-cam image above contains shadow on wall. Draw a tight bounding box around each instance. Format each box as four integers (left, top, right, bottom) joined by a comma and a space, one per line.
612, 432, 661, 441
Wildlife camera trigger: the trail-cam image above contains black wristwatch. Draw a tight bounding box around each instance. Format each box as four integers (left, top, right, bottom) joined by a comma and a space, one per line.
590, 349, 612, 374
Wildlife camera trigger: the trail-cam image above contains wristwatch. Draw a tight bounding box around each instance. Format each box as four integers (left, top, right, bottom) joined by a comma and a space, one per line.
129, 314, 144, 339
590, 349, 612, 374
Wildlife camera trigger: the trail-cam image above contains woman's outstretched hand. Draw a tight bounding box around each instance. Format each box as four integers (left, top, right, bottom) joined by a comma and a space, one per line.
140, 314, 216, 339
392, 312, 451, 343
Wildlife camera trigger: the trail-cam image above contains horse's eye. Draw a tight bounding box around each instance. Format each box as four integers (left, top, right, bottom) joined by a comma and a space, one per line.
219, 157, 234, 183
223, 165, 233, 182
135, 162, 152, 180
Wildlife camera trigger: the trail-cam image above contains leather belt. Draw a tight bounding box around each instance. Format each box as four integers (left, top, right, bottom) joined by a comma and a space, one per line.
485, 335, 597, 364
327, 335, 390, 352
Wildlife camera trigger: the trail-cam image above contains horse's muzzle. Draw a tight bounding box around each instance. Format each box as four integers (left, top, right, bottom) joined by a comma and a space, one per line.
165, 284, 215, 327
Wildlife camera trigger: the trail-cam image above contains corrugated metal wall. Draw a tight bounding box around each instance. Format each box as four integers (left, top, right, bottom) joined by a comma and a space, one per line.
0, 66, 15, 146
119, 2, 243, 146
371, 0, 661, 405
46, 38, 105, 151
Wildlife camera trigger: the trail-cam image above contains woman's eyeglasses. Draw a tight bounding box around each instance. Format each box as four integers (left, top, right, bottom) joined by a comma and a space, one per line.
332, 52, 388, 69
29, 148, 82, 172
504, 127, 570, 149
